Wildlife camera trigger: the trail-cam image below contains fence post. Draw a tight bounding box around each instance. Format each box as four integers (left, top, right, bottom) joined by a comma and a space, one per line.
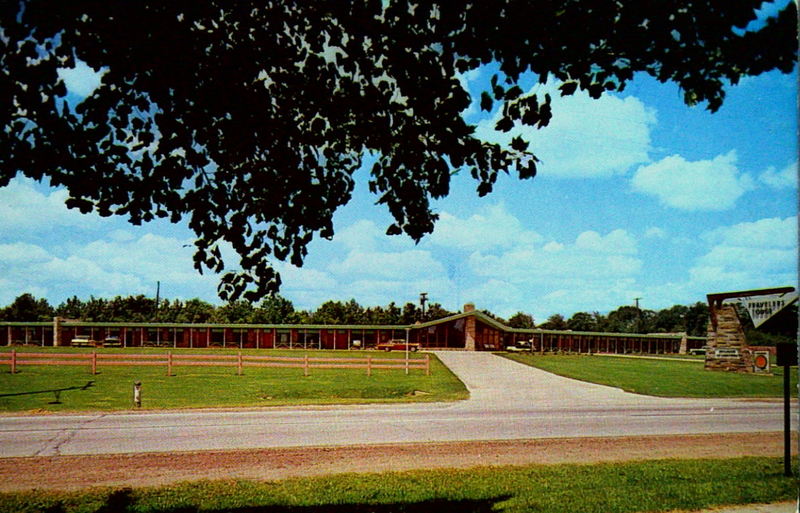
10, 349, 16, 374
367, 355, 372, 377
425, 354, 430, 376
91, 351, 97, 375
167, 351, 173, 376
303, 354, 309, 377
238, 352, 243, 376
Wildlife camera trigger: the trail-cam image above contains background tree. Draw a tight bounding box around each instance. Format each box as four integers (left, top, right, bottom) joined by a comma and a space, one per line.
211, 300, 256, 324
650, 304, 689, 333
2, 1, 795, 301
685, 302, 710, 337
539, 314, 567, 331
251, 295, 297, 324
55, 296, 85, 320
364, 302, 403, 325
173, 298, 216, 324
0, 293, 54, 321
400, 303, 420, 325
425, 303, 456, 322
605, 305, 655, 333
507, 312, 535, 329
566, 311, 599, 332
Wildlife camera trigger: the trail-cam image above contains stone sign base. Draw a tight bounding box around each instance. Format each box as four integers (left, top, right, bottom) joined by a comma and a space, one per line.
705, 304, 754, 373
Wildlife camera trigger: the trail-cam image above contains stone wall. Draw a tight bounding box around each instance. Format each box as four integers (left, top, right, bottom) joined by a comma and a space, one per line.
705, 304, 754, 372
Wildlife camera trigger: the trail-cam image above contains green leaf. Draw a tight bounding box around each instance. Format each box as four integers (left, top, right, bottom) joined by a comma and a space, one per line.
480, 91, 493, 112
510, 136, 529, 152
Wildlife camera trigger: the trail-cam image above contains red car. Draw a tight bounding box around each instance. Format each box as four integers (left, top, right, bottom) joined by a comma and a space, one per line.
375, 340, 420, 352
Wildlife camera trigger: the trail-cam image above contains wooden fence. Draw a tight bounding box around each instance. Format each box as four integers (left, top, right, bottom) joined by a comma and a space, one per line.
1, 351, 431, 377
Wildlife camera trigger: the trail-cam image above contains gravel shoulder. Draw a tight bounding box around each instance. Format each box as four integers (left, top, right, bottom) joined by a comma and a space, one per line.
0, 431, 794, 492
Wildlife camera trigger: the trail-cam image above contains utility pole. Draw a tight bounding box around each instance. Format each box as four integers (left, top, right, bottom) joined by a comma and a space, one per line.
634, 297, 642, 333
154, 281, 161, 322
419, 292, 428, 322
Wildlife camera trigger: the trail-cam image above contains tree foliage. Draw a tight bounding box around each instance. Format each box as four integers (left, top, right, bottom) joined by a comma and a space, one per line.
507, 311, 535, 329
0, 293, 54, 321
1, 1, 796, 300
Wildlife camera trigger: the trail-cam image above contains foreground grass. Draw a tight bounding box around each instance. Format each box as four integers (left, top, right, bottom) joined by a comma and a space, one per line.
502, 353, 797, 397
0, 349, 467, 412
0, 457, 795, 513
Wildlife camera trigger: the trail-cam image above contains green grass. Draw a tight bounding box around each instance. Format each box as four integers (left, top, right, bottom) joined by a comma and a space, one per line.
0, 457, 795, 513
0, 349, 468, 412
502, 353, 797, 398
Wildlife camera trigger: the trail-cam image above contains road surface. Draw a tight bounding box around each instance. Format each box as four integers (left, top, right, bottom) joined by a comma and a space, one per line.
0, 352, 794, 457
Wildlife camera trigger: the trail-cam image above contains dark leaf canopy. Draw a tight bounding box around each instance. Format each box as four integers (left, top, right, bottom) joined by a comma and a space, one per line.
1, 1, 795, 300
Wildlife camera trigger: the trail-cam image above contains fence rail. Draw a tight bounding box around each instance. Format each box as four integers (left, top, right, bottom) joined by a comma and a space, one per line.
1, 350, 431, 377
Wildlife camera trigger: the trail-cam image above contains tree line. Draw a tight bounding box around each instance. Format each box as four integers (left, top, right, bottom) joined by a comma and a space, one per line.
0, 293, 456, 326
1, 293, 792, 343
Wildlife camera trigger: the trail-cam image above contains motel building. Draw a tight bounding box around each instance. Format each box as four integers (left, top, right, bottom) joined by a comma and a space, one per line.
1, 303, 704, 355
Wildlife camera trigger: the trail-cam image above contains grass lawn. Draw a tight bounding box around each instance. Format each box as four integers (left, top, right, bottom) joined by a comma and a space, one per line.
0, 349, 468, 412
501, 353, 797, 398
0, 457, 795, 513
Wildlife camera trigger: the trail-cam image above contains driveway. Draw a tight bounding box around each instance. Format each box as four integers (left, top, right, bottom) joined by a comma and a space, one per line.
433, 351, 752, 410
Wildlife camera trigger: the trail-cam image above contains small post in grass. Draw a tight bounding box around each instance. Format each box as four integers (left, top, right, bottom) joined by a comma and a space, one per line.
10, 349, 16, 374
91, 351, 97, 375
367, 355, 372, 377
167, 351, 173, 376
237, 352, 243, 376
405, 328, 410, 375
133, 381, 142, 408
303, 354, 309, 377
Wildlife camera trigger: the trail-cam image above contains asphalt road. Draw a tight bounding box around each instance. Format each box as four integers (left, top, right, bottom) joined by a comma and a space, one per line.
0, 352, 794, 457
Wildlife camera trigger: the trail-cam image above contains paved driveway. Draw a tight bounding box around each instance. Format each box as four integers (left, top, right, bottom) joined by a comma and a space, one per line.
434, 351, 732, 410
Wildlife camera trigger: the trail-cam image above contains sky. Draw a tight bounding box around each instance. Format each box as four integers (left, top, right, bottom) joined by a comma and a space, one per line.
1, 33, 797, 322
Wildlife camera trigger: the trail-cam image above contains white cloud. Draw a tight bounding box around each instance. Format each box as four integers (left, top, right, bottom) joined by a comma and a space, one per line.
458, 224, 644, 318
469, 228, 641, 293
689, 216, 796, 291
329, 249, 445, 280
463, 279, 524, 317
574, 229, 637, 254
0, 231, 225, 305
702, 216, 796, 249
644, 227, 667, 239
759, 160, 797, 189
0, 177, 102, 232
41, 256, 144, 295
474, 81, 656, 178
631, 151, 753, 210
430, 203, 542, 250
0, 242, 51, 264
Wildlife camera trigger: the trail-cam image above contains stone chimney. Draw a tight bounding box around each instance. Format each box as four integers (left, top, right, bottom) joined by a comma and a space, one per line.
463, 303, 476, 350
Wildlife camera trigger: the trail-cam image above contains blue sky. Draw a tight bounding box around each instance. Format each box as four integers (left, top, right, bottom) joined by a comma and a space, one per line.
0, 56, 796, 322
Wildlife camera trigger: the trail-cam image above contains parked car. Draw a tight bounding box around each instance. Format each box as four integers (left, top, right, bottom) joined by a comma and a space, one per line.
375, 340, 420, 352
70, 335, 96, 347
688, 346, 710, 355
505, 340, 532, 352
103, 336, 122, 347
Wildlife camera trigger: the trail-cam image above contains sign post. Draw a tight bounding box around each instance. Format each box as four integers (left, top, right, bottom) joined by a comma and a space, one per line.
775, 342, 797, 477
